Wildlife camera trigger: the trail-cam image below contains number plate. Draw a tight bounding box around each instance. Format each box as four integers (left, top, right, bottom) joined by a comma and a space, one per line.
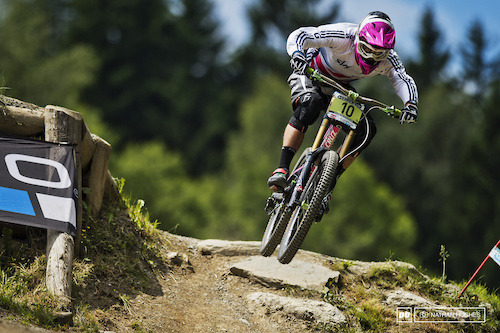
328, 93, 363, 124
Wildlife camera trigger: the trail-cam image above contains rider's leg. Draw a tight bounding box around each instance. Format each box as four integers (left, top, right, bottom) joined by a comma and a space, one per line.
269, 125, 304, 189
268, 75, 328, 191
281, 93, 326, 162
267, 123, 307, 192
283, 124, 304, 151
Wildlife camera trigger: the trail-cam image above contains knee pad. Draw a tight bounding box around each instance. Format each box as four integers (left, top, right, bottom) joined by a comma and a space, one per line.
289, 91, 327, 132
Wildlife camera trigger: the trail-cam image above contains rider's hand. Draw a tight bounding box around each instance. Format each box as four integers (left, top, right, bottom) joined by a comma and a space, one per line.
291, 51, 308, 75
399, 101, 418, 124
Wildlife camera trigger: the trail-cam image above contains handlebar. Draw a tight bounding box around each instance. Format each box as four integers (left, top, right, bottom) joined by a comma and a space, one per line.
306, 68, 401, 118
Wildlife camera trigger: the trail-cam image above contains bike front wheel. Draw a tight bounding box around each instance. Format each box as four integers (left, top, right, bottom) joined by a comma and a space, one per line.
260, 148, 310, 256
277, 150, 338, 264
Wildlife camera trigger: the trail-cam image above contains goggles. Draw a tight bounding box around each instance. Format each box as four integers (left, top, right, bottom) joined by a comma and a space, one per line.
357, 40, 390, 62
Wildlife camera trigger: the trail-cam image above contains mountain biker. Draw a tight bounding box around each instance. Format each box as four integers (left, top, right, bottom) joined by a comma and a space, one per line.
268, 11, 418, 192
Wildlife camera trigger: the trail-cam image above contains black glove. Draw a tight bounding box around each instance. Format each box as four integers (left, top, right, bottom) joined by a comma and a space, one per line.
291, 51, 308, 75
399, 101, 418, 124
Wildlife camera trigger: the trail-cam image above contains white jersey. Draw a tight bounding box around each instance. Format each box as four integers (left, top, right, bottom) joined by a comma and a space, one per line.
286, 22, 418, 105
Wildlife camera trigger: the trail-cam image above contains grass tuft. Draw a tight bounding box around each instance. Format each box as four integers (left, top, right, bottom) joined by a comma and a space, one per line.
0, 177, 166, 331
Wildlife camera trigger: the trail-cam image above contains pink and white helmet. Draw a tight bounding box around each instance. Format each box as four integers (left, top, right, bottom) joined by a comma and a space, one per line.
354, 11, 396, 74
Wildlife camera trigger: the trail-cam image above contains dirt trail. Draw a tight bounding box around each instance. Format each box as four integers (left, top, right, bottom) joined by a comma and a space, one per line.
96, 234, 312, 333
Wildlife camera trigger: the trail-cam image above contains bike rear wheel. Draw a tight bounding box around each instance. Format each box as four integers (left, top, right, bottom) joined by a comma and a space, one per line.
260, 148, 310, 256
277, 150, 338, 264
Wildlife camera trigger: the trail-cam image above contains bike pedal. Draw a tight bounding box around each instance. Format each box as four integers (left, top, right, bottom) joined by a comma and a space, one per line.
265, 193, 284, 213
265, 197, 275, 212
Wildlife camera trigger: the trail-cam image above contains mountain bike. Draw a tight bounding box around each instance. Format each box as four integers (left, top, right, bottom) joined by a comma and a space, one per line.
260, 68, 402, 264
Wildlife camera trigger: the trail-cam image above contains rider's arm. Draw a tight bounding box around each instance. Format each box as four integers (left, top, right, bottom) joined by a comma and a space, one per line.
286, 23, 356, 57
383, 51, 419, 106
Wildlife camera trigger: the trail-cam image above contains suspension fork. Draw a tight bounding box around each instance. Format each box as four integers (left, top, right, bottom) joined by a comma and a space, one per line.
312, 118, 330, 150
338, 130, 355, 159
322, 129, 355, 196
287, 146, 327, 208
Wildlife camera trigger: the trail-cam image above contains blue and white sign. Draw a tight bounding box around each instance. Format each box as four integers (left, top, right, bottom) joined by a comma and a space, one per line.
489, 246, 500, 267
0, 136, 77, 236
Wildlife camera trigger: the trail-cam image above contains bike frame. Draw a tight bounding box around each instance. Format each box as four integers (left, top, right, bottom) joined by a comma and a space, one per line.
287, 146, 327, 208
286, 69, 402, 209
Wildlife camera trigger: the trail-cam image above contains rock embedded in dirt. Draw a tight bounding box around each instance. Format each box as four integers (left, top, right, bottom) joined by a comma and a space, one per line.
166, 251, 195, 273
247, 292, 347, 326
230, 256, 340, 292
166, 251, 191, 266
347, 260, 420, 277
0, 320, 52, 333
383, 289, 435, 307
197, 239, 262, 256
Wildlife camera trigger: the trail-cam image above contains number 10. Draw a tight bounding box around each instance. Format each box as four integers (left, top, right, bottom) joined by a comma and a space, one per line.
341, 102, 355, 117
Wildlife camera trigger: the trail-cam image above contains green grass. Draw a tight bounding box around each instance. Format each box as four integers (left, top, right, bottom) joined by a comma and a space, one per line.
0, 255, 59, 328
71, 178, 167, 331
321, 260, 500, 333
0, 177, 165, 331
354, 300, 389, 332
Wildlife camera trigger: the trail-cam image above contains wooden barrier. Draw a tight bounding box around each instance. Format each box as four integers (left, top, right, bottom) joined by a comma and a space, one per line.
0, 98, 45, 136
44, 106, 82, 317
85, 134, 112, 216
0, 95, 116, 318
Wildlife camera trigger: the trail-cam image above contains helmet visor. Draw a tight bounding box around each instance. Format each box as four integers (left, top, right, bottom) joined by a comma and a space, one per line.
357, 40, 390, 62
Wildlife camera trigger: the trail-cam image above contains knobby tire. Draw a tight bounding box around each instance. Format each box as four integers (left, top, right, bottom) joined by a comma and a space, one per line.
260, 148, 311, 257
277, 150, 338, 264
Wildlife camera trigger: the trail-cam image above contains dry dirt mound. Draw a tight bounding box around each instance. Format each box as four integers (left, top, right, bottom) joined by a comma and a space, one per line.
69, 233, 451, 332
113, 234, 324, 333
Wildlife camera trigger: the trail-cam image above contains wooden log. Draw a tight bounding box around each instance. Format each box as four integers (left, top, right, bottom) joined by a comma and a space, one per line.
45, 232, 74, 307
104, 170, 121, 203
87, 134, 112, 217
44, 105, 82, 312
0, 105, 45, 136
81, 121, 95, 170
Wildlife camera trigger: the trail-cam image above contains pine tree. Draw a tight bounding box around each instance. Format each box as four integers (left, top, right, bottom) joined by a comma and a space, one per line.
235, 0, 340, 78
461, 19, 489, 97
406, 7, 450, 90
67, 0, 173, 141
67, 0, 235, 173
0, 0, 98, 108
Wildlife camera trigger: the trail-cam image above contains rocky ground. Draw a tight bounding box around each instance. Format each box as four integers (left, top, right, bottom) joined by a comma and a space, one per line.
1, 233, 494, 332
100, 235, 348, 333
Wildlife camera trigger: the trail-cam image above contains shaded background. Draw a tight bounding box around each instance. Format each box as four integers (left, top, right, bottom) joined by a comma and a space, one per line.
0, 0, 499, 289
